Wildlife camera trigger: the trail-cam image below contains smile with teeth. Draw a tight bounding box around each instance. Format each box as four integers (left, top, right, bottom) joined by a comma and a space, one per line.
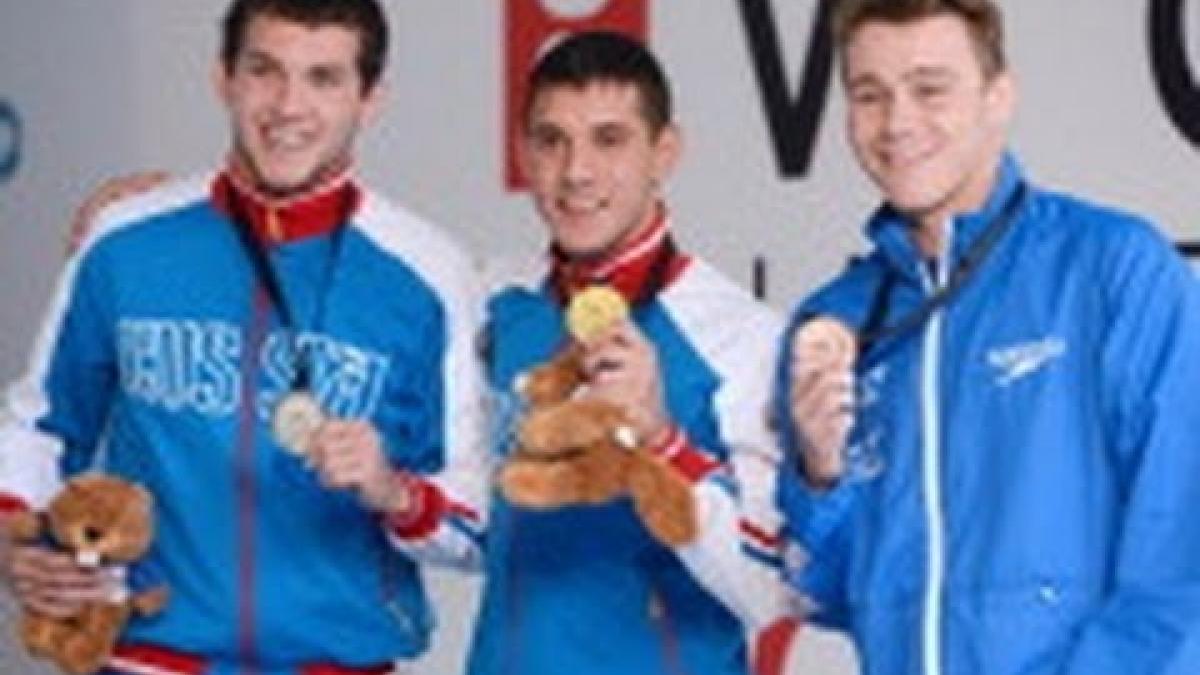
557, 197, 609, 215
262, 125, 313, 153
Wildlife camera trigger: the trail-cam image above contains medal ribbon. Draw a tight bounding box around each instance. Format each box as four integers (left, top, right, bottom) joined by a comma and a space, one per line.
860, 182, 1029, 357
224, 180, 354, 390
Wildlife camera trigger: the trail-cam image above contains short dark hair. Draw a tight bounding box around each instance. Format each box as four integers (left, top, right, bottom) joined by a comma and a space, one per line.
525, 31, 673, 136
220, 0, 389, 92
833, 0, 1006, 79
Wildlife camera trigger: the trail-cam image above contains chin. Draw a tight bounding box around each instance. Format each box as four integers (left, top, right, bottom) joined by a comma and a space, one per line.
559, 243, 602, 260
881, 181, 942, 211
259, 172, 320, 197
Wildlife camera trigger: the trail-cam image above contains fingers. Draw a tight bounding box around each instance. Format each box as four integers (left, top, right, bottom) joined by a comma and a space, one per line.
791, 368, 854, 442
580, 320, 658, 387
307, 420, 397, 510
578, 321, 671, 443
789, 318, 859, 484
8, 546, 106, 618
66, 170, 171, 255
309, 420, 379, 486
579, 321, 639, 378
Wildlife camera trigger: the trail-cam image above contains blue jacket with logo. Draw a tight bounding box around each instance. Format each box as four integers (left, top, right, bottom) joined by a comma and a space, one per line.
0, 173, 486, 674
775, 156, 1200, 674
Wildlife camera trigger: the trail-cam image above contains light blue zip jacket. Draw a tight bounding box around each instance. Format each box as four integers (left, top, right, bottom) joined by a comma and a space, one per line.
775, 155, 1200, 674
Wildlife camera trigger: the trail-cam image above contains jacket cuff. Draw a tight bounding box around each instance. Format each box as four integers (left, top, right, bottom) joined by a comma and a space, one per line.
776, 457, 858, 552
382, 473, 446, 540
0, 491, 30, 516
648, 426, 720, 483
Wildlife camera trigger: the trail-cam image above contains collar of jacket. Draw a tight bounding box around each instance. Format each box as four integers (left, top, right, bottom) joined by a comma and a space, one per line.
211, 159, 361, 246
548, 202, 689, 305
866, 152, 1026, 282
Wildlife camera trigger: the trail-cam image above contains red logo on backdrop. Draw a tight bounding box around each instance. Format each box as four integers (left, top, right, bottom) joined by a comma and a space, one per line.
504, 0, 649, 190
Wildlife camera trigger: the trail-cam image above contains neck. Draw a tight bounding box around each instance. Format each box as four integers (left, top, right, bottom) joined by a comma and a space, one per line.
908, 158, 1004, 258
227, 153, 353, 208
565, 203, 666, 273
911, 218, 947, 258
551, 204, 686, 304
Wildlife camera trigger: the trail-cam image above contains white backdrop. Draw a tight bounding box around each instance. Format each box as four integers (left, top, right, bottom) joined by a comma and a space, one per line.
1, 2, 1198, 673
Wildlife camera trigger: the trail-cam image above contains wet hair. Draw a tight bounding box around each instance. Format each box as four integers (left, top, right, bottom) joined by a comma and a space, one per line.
833, 0, 1006, 79
525, 30, 673, 135
220, 0, 388, 92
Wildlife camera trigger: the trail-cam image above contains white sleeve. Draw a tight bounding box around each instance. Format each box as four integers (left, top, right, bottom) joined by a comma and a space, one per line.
382, 246, 490, 571
661, 268, 800, 630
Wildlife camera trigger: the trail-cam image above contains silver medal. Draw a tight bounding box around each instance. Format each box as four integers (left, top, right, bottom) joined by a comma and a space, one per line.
272, 390, 326, 455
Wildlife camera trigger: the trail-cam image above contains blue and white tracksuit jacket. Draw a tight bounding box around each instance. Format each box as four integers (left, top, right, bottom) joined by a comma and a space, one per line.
775, 155, 1200, 674
468, 239, 794, 675
0, 172, 488, 674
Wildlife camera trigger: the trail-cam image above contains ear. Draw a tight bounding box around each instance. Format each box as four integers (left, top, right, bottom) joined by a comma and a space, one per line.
515, 123, 534, 187
358, 81, 387, 128
133, 484, 155, 513
984, 70, 1017, 129
212, 60, 232, 107
650, 123, 682, 187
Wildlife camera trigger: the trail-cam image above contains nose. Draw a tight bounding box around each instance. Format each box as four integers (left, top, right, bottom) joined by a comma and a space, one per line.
271, 76, 307, 117
562, 141, 595, 187
882, 93, 916, 139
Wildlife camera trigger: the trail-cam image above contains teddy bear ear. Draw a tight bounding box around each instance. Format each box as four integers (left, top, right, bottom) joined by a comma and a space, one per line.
132, 484, 155, 511
59, 475, 89, 502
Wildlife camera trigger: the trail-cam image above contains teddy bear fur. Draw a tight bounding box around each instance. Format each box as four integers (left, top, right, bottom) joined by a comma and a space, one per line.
499, 345, 698, 547
7, 474, 168, 675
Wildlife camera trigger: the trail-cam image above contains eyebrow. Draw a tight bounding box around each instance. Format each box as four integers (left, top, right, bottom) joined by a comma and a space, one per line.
903, 65, 957, 82
239, 48, 349, 73
847, 64, 958, 90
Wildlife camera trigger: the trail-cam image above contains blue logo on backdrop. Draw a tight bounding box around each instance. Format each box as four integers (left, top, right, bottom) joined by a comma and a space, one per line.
0, 100, 20, 184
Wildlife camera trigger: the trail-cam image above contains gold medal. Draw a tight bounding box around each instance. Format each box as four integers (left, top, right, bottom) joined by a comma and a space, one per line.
272, 390, 326, 455
566, 285, 628, 343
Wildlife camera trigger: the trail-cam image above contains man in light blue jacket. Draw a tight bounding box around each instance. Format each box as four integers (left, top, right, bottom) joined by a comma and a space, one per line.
775, 1, 1200, 673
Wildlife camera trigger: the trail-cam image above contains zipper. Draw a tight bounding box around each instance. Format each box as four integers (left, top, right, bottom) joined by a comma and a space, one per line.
919, 239, 950, 675
236, 286, 270, 671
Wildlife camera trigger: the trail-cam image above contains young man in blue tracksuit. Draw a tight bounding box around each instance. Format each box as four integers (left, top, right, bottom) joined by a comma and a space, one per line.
775, 1, 1200, 674
468, 32, 797, 675
0, 1, 488, 673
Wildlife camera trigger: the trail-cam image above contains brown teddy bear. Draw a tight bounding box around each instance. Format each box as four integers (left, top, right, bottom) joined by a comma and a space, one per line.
499, 341, 699, 547
7, 473, 168, 675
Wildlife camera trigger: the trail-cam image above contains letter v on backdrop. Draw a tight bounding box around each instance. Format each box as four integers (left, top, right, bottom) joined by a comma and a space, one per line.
736, 0, 835, 179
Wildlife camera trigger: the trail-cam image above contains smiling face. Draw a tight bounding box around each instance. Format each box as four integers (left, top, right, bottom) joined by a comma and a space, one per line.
520, 80, 680, 261
843, 13, 1014, 233
215, 14, 382, 198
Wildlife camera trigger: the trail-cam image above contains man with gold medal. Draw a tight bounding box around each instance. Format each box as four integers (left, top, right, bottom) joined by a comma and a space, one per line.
468, 31, 798, 675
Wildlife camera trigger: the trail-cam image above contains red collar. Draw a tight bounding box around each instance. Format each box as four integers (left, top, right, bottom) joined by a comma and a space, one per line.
551, 206, 690, 304
211, 162, 361, 245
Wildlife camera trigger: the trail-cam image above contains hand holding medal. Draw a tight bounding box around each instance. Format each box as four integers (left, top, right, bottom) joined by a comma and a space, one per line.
306, 419, 413, 513
568, 286, 671, 446
789, 317, 860, 485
